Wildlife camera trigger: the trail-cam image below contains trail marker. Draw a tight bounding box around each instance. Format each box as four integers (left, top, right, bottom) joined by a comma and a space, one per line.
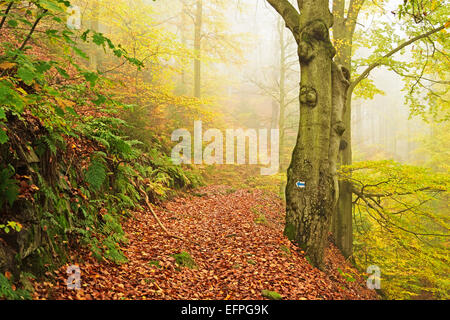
296, 181, 306, 188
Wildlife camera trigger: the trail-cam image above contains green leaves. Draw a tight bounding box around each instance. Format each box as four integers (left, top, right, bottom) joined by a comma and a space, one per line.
17, 66, 35, 84
82, 72, 98, 87
7, 19, 18, 28
72, 47, 88, 60
0, 128, 7, 144
0, 80, 26, 113
0, 165, 19, 208
55, 66, 69, 79
38, 0, 66, 13
346, 160, 450, 299
0, 273, 31, 300
85, 157, 107, 192
0, 221, 23, 234
0, 108, 8, 144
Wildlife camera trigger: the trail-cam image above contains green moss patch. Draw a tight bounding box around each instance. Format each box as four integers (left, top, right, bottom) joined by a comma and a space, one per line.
172, 251, 197, 269
262, 290, 282, 300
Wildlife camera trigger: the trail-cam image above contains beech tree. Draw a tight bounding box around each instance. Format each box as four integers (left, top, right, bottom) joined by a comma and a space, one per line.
267, 0, 448, 268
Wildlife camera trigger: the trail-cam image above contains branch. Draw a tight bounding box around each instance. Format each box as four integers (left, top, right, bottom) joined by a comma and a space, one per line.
350, 24, 446, 91
354, 189, 449, 238
137, 184, 184, 241
0, 1, 14, 29
392, 68, 450, 85
346, 0, 365, 28
267, 0, 300, 42
333, 0, 345, 22
17, 9, 48, 52
351, 184, 445, 198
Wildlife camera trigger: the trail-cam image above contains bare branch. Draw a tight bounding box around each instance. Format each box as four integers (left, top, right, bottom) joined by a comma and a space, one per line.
350, 24, 446, 92
0, 1, 14, 29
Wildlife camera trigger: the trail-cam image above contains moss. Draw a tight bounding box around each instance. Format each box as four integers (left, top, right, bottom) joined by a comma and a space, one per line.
252, 206, 268, 225
172, 251, 197, 269
148, 260, 162, 269
262, 290, 282, 300
225, 187, 237, 195
254, 214, 267, 225
280, 245, 291, 256
192, 192, 207, 197
284, 222, 295, 241
305, 255, 312, 265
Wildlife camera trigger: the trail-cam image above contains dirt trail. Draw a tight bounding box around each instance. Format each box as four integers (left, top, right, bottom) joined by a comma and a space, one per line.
33, 185, 378, 300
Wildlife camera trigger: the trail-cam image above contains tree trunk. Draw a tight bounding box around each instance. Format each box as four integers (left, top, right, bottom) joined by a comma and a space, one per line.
268, 0, 354, 268
90, 2, 100, 71
278, 17, 286, 196
178, 1, 188, 95
330, 0, 361, 259
283, 0, 337, 269
194, 0, 202, 98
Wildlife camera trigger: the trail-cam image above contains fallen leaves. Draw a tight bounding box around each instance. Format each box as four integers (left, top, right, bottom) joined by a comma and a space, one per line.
32, 185, 378, 300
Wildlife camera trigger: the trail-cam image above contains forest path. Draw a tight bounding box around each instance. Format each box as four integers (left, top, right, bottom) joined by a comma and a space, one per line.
33, 185, 377, 300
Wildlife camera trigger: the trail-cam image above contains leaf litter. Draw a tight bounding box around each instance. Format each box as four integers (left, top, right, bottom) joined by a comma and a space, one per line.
32, 185, 378, 300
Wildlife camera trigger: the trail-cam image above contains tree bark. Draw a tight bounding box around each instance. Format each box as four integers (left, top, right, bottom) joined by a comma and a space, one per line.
269, 0, 337, 269
278, 17, 286, 195
330, 0, 362, 259
194, 0, 202, 98
90, 3, 100, 71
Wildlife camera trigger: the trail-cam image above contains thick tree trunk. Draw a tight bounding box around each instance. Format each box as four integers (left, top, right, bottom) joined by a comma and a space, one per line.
194, 0, 202, 98
335, 96, 353, 258
330, 0, 360, 259
283, 0, 336, 269
268, 0, 354, 268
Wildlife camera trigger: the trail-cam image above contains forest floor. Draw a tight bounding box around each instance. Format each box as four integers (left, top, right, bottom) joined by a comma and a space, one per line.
32, 185, 378, 300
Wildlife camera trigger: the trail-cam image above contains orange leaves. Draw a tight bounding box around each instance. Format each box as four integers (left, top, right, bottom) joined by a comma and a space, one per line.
4, 271, 12, 280
0, 62, 16, 70
31, 185, 377, 300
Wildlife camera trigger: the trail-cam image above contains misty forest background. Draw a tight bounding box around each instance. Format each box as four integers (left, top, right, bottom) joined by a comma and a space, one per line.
0, 0, 448, 300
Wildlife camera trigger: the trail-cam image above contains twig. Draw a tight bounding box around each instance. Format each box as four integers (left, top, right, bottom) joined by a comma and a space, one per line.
137, 184, 184, 241
17, 9, 48, 53
0, 1, 14, 29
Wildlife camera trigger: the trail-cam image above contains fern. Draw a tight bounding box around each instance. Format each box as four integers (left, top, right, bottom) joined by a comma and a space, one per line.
0, 165, 19, 208
85, 157, 106, 192
0, 274, 31, 300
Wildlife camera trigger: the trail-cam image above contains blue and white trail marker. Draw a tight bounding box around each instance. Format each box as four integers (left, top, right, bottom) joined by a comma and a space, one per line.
296, 181, 306, 188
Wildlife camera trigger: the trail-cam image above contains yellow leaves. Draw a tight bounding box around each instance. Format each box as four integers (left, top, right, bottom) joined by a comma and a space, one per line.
431, 0, 439, 11
0, 62, 16, 70
55, 97, 75, 109
16, 87, 28, 95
